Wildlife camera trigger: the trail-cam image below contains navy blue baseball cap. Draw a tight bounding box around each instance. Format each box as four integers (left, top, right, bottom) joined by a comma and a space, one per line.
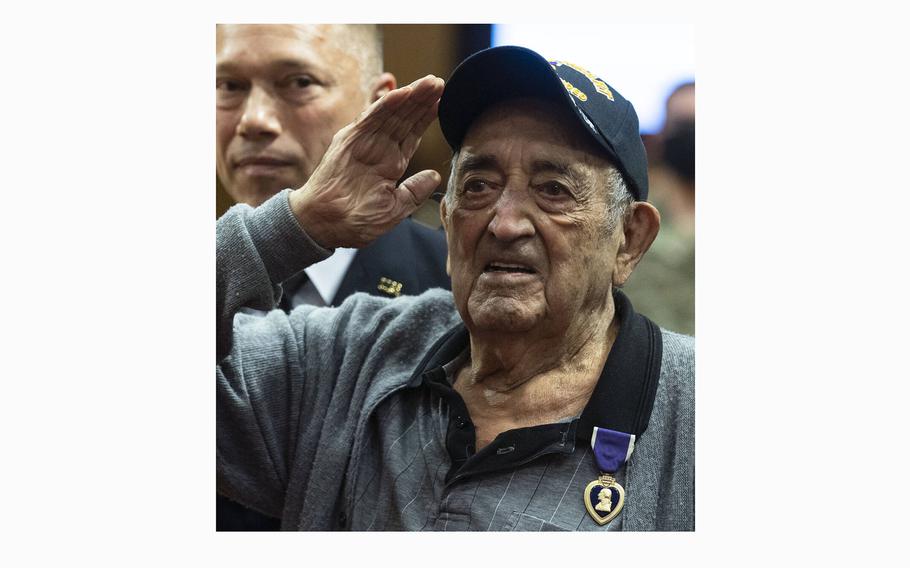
438, 46, 649, 202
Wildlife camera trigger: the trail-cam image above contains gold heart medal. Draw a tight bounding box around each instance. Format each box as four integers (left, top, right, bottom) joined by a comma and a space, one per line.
584, 427, 635, 526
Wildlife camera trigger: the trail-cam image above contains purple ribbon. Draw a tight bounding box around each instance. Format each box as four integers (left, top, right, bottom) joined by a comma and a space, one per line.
590, 427, 636, 473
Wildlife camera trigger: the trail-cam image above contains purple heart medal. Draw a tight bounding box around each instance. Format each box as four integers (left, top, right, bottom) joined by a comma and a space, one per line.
584, 427, 635, 526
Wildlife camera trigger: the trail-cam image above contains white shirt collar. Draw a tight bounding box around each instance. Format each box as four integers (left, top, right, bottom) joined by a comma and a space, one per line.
303, 248, 358, 305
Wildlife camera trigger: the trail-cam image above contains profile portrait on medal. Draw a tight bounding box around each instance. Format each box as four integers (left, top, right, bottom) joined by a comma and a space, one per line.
596, 488, 614, 513
216, 25, 694, 531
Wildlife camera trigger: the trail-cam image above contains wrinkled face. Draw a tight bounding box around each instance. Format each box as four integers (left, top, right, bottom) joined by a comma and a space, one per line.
216, 24, 373, 206
442, 99, 624, 335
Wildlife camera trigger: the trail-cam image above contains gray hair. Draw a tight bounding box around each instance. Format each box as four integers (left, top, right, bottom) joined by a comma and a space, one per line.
443, 149, 634, 234
340, 24, 384, 90
602, 167, 634, 233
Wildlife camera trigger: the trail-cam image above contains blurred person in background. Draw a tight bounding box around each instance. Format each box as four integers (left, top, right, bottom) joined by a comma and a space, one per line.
215, 23, 450, 530
623, 81, 695, 336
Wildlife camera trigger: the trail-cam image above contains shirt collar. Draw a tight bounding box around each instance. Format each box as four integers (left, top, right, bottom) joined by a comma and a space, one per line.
303, 248, 358, 305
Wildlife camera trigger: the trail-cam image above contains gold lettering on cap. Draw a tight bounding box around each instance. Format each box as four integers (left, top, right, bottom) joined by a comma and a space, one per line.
552, 60, 615, 101
560, 79, 588, 102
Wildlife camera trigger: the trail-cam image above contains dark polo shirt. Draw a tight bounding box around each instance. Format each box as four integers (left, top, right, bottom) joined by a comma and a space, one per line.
340, 291, 671, 531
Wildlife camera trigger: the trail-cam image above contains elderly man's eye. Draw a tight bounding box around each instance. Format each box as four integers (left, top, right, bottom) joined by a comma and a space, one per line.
463, 179, 490, 193
538, 182, 570, 197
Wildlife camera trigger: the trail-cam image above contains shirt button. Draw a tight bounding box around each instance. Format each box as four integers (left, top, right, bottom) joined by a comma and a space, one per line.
454, 416, 468, 429
338, 511, 347, 528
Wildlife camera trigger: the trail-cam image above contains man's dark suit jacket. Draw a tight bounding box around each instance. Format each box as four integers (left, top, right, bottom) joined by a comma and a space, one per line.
217, 217, 451, 530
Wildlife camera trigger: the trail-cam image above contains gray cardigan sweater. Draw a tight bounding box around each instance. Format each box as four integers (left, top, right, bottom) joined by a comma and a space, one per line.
217, 190, 695, 531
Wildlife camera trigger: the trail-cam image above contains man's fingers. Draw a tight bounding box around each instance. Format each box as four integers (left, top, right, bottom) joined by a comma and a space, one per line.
406, 75, 445, 102
395, 169, 441, 213
347, 75, 442, 147
401, 100, 440, 159
354, 84, 411, 133
386, 76, 444, 142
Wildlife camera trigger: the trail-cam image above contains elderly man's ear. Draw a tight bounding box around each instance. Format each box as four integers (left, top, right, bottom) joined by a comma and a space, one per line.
369, 73, 398, 102
612, 202, 661, 287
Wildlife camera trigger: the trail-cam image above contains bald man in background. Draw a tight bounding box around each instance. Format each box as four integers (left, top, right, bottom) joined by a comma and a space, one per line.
215, 24, 450, 530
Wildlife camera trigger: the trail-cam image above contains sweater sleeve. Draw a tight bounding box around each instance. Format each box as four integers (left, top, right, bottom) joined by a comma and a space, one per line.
216, 189, 332, 361
215, 189, 332, 516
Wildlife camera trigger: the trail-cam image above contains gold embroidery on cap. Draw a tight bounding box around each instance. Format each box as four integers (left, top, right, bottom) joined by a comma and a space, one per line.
552, 60, 614, 101
560, 79, 588, 102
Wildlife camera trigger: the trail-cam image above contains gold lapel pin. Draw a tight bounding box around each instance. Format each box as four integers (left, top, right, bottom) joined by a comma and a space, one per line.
377, 277, 403, 297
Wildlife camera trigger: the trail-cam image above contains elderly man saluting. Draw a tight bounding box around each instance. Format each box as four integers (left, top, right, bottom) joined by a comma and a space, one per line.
216, 46, 694, 531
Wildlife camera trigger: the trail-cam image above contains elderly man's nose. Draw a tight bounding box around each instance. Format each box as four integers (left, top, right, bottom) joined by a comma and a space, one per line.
487, 192, 535, 241
237, 87, 282, 139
